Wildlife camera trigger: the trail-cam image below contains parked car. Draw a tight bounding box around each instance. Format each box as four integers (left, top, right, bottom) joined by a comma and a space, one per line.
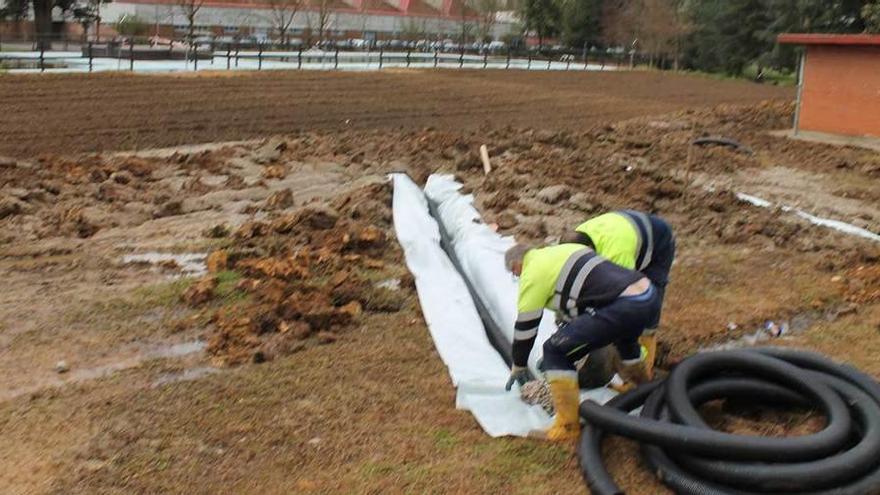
192, 35, 214, 47
487, 40, 506, 53
214, 36, 238, 49
441, 39, 459, 52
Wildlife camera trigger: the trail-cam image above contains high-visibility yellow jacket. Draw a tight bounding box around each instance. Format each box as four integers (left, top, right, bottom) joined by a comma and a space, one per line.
512, 243, 642, 367
575, 210, 656, 272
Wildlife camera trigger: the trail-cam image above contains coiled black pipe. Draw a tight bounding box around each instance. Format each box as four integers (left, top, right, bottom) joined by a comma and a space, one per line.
578, 347, 880, 495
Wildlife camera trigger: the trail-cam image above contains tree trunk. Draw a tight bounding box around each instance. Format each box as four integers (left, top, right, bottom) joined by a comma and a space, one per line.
188, 12, 195, 61
33, 0, 54, 49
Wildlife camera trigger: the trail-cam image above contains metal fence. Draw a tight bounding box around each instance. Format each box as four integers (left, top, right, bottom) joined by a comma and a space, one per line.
0, 36, 638, 74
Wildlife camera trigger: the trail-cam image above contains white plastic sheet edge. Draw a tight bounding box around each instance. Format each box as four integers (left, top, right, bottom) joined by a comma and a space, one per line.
736, 192, 880, 243
391, 173, 551, 437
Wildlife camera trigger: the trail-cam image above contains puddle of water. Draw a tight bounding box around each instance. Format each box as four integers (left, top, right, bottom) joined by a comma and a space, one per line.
701, 312, 821, 352
151, 366, 220, 388
122, 252, 208, 277
148, 340, 206, 358
0, 340, 207, 402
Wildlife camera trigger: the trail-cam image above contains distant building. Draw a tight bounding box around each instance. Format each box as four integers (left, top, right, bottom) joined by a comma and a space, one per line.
2, 0, 517, 42
96, 0, 514, 42
778, 33, 880, 139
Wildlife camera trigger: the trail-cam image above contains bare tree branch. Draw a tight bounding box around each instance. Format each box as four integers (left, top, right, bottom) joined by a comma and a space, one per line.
267, 0, 302, 44
177, 0, 205, 47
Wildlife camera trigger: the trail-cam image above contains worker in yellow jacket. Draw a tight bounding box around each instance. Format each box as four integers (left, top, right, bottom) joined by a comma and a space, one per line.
561, 210, 676, 377
504, 243, 661, 441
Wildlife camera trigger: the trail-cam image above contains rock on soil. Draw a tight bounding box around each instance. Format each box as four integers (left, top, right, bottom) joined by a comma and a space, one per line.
153, 200, 183, 219
567, 192, 595, 212
514, 217, 547, 240
536, 185, 571, 205
253, 138, 287, 165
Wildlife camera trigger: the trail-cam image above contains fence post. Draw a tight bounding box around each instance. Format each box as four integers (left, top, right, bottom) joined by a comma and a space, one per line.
227, 47, 231, 70
459, 47, 463, 68
433, 50, 438, 68
39, 43, 45, 72
235, 41, 240, 67
406, 49, 410, 67
527, 53, 531, 70
128, 41, 134, 71
258, 42, 263, 70
298, 47, 302, 69
547, 56, 551, 70
584, 51, 588, 70
88, 41, 93, 72
194, 43, 198, 71
379, 48, 383, 69
506, 48, 510, 69
566, 56, 570, 71
483, 51, 487, 69
335, 47, 339, 69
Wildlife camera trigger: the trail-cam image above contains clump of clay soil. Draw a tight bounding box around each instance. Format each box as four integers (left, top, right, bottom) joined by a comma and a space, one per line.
204, 182, 411, 366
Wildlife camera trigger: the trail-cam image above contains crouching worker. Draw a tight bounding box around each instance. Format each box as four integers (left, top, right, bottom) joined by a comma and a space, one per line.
561, 210, 676, 377
503, 243, 661, 441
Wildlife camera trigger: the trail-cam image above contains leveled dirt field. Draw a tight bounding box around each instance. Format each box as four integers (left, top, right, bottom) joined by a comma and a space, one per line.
1, 70, 878, 494
0, 69, 790, 157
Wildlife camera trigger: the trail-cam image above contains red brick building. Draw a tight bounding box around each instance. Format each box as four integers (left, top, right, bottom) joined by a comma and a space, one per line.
778, 33, 880, 139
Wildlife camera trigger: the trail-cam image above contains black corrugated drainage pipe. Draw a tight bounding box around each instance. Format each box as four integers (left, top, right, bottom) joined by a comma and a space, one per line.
578, 347, 880, 495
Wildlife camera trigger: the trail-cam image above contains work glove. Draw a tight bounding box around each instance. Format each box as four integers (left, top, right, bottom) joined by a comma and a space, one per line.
505, 365, 530, 391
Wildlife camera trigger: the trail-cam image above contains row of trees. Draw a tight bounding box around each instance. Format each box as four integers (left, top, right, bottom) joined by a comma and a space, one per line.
519, 0, 880, 75
0, 0, 341, 47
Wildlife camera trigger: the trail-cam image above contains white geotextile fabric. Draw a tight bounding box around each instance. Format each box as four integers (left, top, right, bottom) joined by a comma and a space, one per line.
423, 174, 557, 377
422, 175, 618, 407
392, 174, 551, 437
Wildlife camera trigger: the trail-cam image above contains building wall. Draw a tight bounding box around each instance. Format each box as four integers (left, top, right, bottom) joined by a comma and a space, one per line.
99, 1, 512, 40
799, 45, 880, 138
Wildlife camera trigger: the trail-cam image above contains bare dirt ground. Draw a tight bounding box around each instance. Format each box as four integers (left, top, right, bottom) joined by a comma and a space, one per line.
1, 70, 878, 494
0, 69, 790, 157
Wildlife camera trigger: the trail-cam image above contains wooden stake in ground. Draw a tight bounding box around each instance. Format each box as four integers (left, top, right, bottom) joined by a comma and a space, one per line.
479, 144, 491, 175
683, 122, 697, 203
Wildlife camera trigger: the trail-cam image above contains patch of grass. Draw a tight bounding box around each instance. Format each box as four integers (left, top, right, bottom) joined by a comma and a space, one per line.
480, 440, 570, 475
432, 428, 458, 450
359, 460, 398, 478
132, 278, 194, 308
214, 270, 245, 303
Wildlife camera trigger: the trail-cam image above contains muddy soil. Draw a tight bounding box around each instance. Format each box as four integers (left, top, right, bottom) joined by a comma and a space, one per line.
0, 73, 877, 494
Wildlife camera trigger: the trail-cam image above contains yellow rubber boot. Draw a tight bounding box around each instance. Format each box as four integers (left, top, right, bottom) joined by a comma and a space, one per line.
638, 332, 657, 376
536, 375, 581, 442
617, 345, 653, 388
